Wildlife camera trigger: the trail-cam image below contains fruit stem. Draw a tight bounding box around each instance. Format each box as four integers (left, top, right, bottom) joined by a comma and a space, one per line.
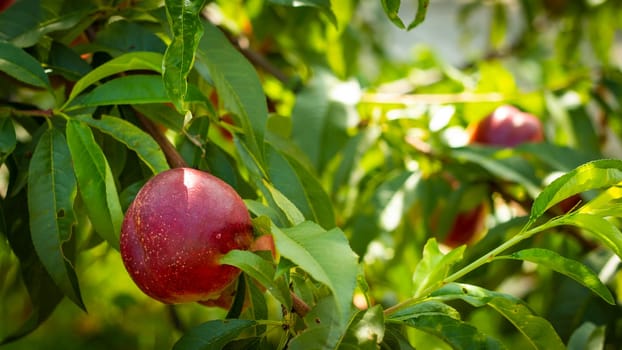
290, 291, 310, 318
134, 111, 188, 169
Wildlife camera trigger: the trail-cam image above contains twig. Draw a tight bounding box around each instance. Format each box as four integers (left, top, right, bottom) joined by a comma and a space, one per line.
134, 112, 188, 169
290, 291, 311, 318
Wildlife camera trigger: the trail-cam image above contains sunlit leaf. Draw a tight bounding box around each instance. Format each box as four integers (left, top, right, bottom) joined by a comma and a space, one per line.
27, 128, 84, 310
412, 239, 465, 299
380, 0, 405, 29
530, 159, 622, 226
172, 319, 256, 350
75, 114, 169, 174
273, 222, 358, 326
0, 40, 50, 89
163, 0, 208, 111
431, 283, 565, 349
495, 248, 614, 304
374, 170, 421, 232
66, 120, 123, 250
408, 0, 430, 30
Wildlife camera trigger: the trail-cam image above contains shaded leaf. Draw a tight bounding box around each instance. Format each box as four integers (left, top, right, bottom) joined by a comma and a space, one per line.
67, 75, 205, 109
220, 249, 292, 309
402, 313, 505, 350
339, 305, 385, 349
65, 51, 164, 106
197, 21, 267, 163
495, 248, 614, 304
380, 0, 405, 29
408, 0, 430, 30
75, 114, 169, 174
1, 196, 63, 345
388, 300, 461, 322
555, 213, 622, 259
567, 322, 605, 350
163, 0, 208, 111
269, 0, 337, 26
27, 128, 84, 309
0, 40, 50, 89
173, 319, 256, 350
266, 143, 335, 229
0, 116, 16, 160
66, 120, 123, 250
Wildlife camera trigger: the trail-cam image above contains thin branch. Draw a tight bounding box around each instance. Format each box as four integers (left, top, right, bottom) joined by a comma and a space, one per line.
290, 291, 311, 318
134, 112, 188, 169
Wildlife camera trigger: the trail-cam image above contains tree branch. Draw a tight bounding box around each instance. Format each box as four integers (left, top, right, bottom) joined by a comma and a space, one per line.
134, 112, 188, 169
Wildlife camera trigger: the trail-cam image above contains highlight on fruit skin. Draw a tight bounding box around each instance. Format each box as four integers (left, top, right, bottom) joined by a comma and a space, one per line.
120, 168, 253, 305
469, 105, 544, 147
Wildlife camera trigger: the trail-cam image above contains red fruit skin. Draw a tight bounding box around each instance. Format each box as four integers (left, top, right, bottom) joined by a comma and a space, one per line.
0, 0, 15, 13
120, 168, 253, 304
469, 105, 544, 147
442, 203, 487, 248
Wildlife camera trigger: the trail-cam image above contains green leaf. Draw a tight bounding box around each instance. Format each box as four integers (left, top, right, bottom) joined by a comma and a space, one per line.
412, 239, 465, 299
197, 21, 268, 163
64, 51, 164, 107
172, 319, 256, 350
220, 249, 292, 309
451, 146, 541, 198
0, 116, 16, 160
163, 0, 208, 111
339, 305, 385, 349
388, 300, 461, 322
0, 40, 50, 89
567, 322, 605, 350
374, 170, 421, 232
495, 248, 614, 304
380, 0, 405, 29
27, 128, 84, 310
407, 0, 430, 30
402, 313, 505, 349
68, 75, 175, 109
1, 195, 64, 345
93, 20, 167, 56
268, 0, 337, 26
75, 115, 169, 174
66, 120, 123, 250
431, 283, 565, 350
272, 222, 358, 326
555, 213, 622, 258
291, 69, 356, 172
266, 144, 335, 229
288, 296, 348, 350
529, 159, 622, 226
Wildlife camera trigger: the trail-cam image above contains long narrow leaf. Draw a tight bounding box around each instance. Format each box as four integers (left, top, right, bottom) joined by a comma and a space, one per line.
197, 21, 268, 163
0, 41, 50, 89
27, 128, 84, 310
530, 159, 622, 226
163, 0, 208, 111
66, 120, 123, 250
431, 283, 565, 349
75, 115, 169, 174
495, 248, 614, 304
64, 51, 164, 106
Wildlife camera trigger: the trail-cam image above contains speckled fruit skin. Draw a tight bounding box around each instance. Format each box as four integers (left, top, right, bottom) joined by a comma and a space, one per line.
120, 168, 253, 304
469, 105, 544, 147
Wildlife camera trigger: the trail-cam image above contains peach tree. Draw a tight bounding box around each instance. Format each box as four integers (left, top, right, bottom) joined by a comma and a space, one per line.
2, 0, 622, 349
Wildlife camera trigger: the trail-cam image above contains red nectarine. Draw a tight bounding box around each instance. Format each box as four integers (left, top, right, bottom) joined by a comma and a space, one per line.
120, 168, 253, 304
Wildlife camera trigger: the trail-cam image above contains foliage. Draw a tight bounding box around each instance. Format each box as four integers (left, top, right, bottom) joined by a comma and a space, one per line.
2, 0, 622, 349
